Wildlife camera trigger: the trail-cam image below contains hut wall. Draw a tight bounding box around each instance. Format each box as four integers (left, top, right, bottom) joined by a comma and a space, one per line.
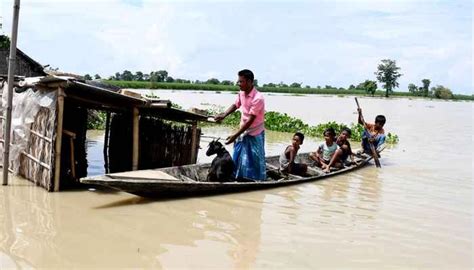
108, 113, 201, 173
19, 107, 56, 190
0, 85, 57, 190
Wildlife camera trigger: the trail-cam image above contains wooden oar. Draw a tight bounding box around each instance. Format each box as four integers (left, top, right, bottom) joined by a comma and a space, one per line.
355, 98, 381, 168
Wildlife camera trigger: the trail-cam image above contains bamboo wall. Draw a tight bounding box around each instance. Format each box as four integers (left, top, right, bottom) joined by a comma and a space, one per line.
108, 113, 201, 173
18, 107, 56, 191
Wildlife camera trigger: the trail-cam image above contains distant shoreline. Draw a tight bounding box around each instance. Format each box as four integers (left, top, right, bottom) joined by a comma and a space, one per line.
105, 80, 474, 101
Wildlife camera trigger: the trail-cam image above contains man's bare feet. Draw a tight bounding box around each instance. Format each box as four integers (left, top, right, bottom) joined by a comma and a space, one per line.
323, 166, 331, 173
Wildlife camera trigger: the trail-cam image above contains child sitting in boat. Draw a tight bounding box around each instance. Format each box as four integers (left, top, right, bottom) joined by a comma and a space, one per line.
310, 127, 343, 173
279, 132, 307, 176
357, 108, 386, 154
336, 128, 355, 166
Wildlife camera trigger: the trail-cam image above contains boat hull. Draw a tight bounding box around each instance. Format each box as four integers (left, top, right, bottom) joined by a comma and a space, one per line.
81, 152, 373, 198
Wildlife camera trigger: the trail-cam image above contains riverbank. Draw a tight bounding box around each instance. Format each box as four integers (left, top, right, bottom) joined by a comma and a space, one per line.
106, 80, 474, 101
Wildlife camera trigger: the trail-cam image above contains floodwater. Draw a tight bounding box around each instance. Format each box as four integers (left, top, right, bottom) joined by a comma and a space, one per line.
0, 91, 472, 268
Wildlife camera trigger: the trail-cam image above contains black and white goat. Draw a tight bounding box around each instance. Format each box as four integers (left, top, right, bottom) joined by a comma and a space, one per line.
206, 139, 234, 182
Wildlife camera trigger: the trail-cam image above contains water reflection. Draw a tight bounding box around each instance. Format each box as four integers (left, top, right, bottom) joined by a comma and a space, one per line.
0, 177, 57, 268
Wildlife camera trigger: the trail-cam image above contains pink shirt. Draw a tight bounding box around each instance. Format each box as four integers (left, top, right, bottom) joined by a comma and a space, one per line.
234, 87, 265, 136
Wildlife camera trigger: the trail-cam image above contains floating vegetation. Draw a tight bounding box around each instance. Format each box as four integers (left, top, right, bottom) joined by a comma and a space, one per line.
200, 105, 399, 144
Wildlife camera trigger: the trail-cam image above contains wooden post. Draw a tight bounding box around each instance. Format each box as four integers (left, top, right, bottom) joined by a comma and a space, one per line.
2, 0, 21, 186
190, 122, 198, 164
53, 87, 65, 191
63, 129, 76, 179
103, 112, 111, 173
132, 108, 139, 171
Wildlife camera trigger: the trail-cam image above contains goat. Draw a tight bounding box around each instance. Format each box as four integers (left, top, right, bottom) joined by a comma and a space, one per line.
206, 139, 235, 182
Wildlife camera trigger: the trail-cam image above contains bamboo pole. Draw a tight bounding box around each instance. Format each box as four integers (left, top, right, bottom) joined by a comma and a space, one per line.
103, 112, 110, 173
132, 108, 139, 170
190, 122, 198, 164
21, 151, 51, 170
30, 129, 53, 143
2, 0, 21, 186
53, 87, 65, 191
69, 137, 75, 178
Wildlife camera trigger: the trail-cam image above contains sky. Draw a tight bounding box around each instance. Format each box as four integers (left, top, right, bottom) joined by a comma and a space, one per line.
0, 0, 472, 94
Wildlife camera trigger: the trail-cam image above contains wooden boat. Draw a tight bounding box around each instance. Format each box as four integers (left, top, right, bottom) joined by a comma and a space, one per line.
80, 152, 375, 198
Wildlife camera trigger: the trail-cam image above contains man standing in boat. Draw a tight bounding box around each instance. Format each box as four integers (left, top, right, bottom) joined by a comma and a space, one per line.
214, 69, 266, 181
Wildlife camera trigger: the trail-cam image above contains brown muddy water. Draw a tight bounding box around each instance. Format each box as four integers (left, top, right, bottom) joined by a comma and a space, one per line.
0, 92, 472, 268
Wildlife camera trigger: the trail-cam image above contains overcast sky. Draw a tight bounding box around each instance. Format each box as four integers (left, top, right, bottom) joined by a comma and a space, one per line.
1, 0, 472, 94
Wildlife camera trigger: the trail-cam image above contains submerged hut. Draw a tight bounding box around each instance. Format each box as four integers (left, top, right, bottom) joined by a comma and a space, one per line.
0, 75, 208, 191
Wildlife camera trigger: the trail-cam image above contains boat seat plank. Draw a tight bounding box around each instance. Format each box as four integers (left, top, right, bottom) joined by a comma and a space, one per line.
107, 170, 179, 181
306, 167, 322, 175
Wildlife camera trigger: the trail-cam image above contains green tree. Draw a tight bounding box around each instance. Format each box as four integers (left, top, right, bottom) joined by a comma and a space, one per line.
264, 83, 276, 87
375, 59, 402, 97
149, 71, 157, 82
121, 70, 134, 81
166, 76, 175, 83
432, 85, 453, 99
114, 72, 121, 80
206, 78, 220, 84
150, 70, 168, 82
94, 74, 101, 80
156, 70, 168, 82
221, 80, 234, 85
348, 84, 356, 90
278, 82, 288, 88
0, 35, 10, 49
176, 78, 190, 83
84, 74, 92, 80
135, 71, 144, 81
408, 83, 418, 94
357, 80, 377, 96
421, 79, 431, 97
253, 79, 259, 86
290, 82, 302, 88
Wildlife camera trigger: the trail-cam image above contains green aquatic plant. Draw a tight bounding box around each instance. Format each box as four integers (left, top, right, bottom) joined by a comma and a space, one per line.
199, 107, 399, 144
386, 133, 399, 144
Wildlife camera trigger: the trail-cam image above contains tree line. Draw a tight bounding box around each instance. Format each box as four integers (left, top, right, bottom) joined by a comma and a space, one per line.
84, 59, 458, 99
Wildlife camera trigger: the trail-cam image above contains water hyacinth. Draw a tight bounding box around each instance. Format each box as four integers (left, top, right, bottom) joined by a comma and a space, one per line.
85, 104, 399, 144
201, 106, 399, 144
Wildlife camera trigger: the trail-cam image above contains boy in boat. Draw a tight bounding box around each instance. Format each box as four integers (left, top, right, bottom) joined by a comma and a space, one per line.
279, 132, 308, 176
336, 128, 355, 166
310, 128, 343, 173
357, 108, 386, 154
